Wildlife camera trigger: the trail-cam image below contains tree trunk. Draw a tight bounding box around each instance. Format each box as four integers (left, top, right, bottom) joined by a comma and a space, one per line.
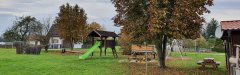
162, 35, 168, 67
70, 38, 74, 50
170, 41, 173, 56
70, 43, 73, 50
35, 41, 38, 47
171, 44, 174, 52
45, 45, 49, 52
155, 35, 168, 68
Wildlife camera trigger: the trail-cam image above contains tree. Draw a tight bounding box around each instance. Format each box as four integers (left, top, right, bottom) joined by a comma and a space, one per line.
3, 16, 42, 42
3, 28, 20, 42
36, 17, 52, 52
0, 36, 5, 42
182, 39, 195, 48
118, 32, 133, 55
88, 22, 105, 31
112, 0, 213, 68
55, 3, 88, 50
196, 36, 208, 48
204, 18, 218, 39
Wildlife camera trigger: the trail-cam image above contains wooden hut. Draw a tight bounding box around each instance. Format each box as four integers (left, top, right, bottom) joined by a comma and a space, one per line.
220, 20, 240, 74
88, 30, 119, 58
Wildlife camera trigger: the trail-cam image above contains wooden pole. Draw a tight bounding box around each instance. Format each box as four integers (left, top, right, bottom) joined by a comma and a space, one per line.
100, 37, 103, 56
224, 40, 228, 69
112, 37, 118, 58
144, 42, 148, 74
91, 37, 94, 57
227, 30, 232, 75
236, 45, 240, 69
104, 37, 107, 56
145, 52, 148, 74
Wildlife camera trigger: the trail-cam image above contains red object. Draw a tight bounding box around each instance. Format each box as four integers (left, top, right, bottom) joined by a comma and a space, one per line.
221, 20, 240, 30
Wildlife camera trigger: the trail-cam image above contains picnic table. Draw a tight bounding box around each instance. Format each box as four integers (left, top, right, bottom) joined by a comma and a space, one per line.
197, 58, 220, 69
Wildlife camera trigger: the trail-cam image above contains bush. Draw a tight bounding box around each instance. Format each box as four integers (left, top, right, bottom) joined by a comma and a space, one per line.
14, 41, 42, 54
118, 33, 132, 55
212, 47, 225, 53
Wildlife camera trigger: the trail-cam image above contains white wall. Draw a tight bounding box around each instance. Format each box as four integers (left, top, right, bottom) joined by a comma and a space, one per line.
49, 37, 83, 49
49, 37, 63, 49
28, 41, 41, 45
74, 43, 83, 48
49, 37, 63, 45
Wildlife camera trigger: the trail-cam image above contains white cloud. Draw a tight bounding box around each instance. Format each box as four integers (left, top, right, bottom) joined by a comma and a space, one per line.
0, 0, 119, 35
2, 0, 239, 35
205, 9, 240, 22
0, 0, 116, 19
203, 0, 240, 22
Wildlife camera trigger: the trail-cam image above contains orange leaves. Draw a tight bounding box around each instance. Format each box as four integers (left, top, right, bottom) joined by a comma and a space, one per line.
55, 3, 88, 44
112, 0, 213, 42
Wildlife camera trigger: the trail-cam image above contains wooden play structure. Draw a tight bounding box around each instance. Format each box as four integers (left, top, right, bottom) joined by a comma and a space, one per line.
88, 30, 118, 58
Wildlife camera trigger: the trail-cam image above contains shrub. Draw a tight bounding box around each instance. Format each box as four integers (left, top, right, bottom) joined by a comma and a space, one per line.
118, 33, 132, 55
212, 47, 225, 53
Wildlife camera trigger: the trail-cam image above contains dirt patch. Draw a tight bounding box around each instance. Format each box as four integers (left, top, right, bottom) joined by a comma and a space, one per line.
122, 56, 227, 75
166, 57, 192, 61
123, 62, 226, 75
49, 50, 86, 55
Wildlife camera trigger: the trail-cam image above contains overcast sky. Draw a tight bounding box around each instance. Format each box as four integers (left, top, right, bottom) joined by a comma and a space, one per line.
0, 0, 240, 35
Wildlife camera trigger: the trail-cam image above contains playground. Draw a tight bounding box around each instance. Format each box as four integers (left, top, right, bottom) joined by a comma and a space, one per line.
0, 30, 228, 75
0, 47, 226, 75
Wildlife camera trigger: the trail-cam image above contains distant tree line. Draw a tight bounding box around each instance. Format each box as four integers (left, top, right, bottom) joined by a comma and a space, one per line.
181, 18, 224, 52
2, 3, 104, 51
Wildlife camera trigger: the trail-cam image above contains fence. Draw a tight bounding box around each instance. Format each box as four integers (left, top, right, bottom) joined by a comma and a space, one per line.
0, 42, 14, 48
181, 48, 212, 53
14, 41, 42, 55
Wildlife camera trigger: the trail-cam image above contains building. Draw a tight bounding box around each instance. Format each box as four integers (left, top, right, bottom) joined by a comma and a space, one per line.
48, 24, 82, 49
26, 35, 41, 46
220, 20, 240, 75
0, 42, 13, 48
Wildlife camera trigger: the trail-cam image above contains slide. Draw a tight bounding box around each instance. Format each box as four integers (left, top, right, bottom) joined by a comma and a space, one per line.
79, 41, 101, 60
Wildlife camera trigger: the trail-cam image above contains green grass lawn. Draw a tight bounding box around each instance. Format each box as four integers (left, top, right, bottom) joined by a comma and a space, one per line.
168, 52, 226, 74
0, 48, 227, 75
126, 52, 227, 75
0, 48, 127, 75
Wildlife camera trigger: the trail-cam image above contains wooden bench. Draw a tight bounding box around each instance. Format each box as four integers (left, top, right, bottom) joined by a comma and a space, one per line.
197, 58, 220, 69
129, 45, 156, 62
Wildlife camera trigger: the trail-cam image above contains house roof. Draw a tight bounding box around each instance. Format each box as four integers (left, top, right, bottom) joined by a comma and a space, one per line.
221, 20, 240, 30
88, 30, 119, 37
48, 24, 59, 37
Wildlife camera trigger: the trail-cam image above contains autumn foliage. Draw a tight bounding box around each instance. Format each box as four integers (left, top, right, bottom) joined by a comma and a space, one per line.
112, 0, 213, 68
55, 3, 87, 50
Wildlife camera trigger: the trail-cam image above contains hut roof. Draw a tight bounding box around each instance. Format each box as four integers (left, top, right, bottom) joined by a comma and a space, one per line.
221, 20, 240, 30
220, 20, 240, 40
88, 30, 119, 37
